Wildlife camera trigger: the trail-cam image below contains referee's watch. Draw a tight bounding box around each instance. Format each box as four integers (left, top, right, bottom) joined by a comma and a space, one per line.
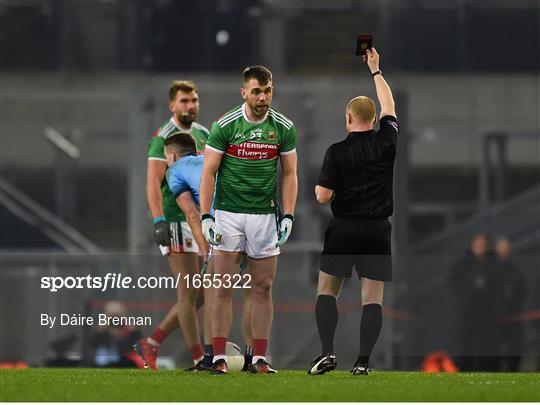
371, 70, 381, 77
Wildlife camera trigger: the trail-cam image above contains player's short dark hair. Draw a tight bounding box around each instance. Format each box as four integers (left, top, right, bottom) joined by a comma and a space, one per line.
243, 65, 272, 85
169, 80, 198, 101
164, 132, 197, 157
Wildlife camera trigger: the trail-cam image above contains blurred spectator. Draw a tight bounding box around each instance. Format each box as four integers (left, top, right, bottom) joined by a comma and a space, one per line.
495, 237, 527, 372
87, 301, 144, 368
44, 334, 82, 367
449, 233, 499, 371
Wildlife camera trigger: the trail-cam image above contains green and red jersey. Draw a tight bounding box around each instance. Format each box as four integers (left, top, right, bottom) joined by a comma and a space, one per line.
206, 103, 296, 214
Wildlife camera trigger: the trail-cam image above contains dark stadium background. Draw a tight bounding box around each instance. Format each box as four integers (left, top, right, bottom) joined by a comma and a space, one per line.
1, 0, 539, 372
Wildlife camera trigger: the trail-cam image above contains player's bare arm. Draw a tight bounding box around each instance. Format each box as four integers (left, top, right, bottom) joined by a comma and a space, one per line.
280, 152, 298, 215
177, 191, 209, 257
364, 48, 396, 119
314, 185, 334, 204
199, 148, 223, 215
146, 159, 167, 217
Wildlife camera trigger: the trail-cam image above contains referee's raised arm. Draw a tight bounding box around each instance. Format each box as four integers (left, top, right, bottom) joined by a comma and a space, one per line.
364, 48, 396, 119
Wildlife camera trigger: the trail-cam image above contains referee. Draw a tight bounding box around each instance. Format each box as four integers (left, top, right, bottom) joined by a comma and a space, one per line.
308, 47, 398, 376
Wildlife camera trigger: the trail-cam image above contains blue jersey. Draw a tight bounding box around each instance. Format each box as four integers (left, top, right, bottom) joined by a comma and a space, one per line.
166, 155, 204, 205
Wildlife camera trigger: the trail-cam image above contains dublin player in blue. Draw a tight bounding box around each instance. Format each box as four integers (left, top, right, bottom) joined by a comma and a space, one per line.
165, 132, 206, 241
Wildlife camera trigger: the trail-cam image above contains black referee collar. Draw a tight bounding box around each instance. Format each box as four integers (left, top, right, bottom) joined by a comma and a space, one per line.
348, 130, 376, 139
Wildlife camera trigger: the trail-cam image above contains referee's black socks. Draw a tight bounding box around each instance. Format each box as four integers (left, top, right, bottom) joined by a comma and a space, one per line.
315, 294, 339, 355
357, 303, 382, 367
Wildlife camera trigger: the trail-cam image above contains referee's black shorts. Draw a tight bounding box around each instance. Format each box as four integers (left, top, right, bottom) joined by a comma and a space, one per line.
320, 217, 392, 281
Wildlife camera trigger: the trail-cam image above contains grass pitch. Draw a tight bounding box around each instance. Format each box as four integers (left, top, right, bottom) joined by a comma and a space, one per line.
1, 368, 539, 402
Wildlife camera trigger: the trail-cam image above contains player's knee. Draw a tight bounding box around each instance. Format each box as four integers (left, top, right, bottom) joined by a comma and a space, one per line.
252, 278, 273, 296
214, 285, 234, 300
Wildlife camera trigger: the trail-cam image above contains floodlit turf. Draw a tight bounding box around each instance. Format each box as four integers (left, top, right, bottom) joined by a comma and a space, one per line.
1, 368, 539, 402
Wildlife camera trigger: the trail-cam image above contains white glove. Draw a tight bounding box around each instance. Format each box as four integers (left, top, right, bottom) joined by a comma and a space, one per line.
201, 214, 222, 246
275, 214, 294, 247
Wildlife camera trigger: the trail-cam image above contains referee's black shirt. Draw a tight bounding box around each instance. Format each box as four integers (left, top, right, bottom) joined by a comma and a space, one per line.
317, 115, 398, 218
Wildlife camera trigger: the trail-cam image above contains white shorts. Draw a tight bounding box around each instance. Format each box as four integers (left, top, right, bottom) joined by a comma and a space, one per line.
168, 221, 200, 254
214, 210, 280, 259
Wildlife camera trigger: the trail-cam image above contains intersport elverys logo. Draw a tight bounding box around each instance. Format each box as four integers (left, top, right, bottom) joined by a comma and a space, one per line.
225, 142, 280, 160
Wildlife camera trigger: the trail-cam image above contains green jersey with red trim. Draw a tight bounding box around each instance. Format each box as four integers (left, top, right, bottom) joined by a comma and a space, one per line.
206, 104, 296, 214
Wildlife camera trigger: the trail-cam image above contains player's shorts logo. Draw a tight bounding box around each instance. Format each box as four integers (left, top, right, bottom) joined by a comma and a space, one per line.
186, 238, 193, 248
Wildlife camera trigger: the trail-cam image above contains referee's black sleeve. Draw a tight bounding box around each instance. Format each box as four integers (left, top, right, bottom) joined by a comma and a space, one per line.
317, 146, 338, 189
379, 115, 399, 142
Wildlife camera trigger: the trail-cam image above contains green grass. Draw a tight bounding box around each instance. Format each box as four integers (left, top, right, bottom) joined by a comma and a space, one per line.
1, 369, 539, 402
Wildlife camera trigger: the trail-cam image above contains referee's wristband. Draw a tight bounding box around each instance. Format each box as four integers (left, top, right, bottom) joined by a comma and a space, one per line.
152, 215, 166, 224
371, 70, 381, 77
201, 213, 214, 221
283, 214, 295, 222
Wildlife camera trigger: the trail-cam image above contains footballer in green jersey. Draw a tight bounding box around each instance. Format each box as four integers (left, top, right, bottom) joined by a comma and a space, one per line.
206, 104, 296, 214
199, 65, 298, 374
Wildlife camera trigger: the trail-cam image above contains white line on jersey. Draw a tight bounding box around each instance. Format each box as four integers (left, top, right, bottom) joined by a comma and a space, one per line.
270, 109, 293, 126
218, 111, 243, 128
205, 144, 225, 154
218, 108, 242, 125
269, 112, 292, 129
